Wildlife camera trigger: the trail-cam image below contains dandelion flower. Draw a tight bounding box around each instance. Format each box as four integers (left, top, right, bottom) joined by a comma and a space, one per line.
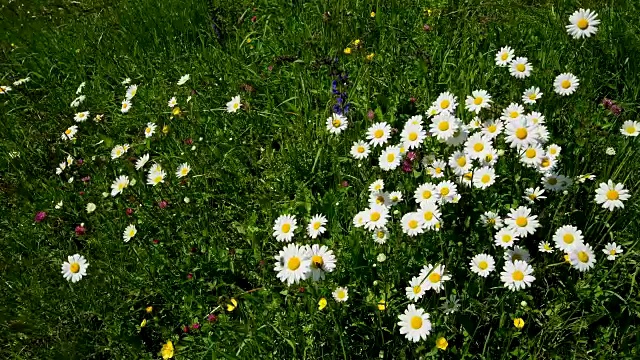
500, 260, 535, 291
144, 122, 157, 138
405, 276, 427, 301
135, 154, 150, 170
326, 113, 348, 134
318, 297, 327, 310
61, 125, 78, 141
514, 318, 525, 330
125, 84, 138, 100
505, 206, 540, 237
378, 146, 401, 171
401, 212, 424, 237
436, 337, 448, 350
495, 46, 514, 66
175, 163, 191, 178
226, 95, 241, 113
432, 91, 457, 114
620, 120, 640, 137
275, 243, 310, 285
594, 180, 630, 211
305, 244, 336, 281
569, 243, 596, 272
177, 74, 190, 86
509, 57, 532, 79
332, 286, 349, 302
123, 224, 137, 242
469, 253, 495, 277
398, 304, 432, 342
430, 112, 459, 140
603, 242, 623, 260
494, 228, 519, 248
553, 73, 579, 96
366, 122, 392, 147
350, 140, 371, 159
307, 214, 328, 239
465, 90, 492, 113
522, 87, 542, 104
110, 175, 130, 196
472, 166, 497, 189
61, 254, 89, 283
419, 264, 450, 293
566, 9, 600, 39
273, 214, 297, 242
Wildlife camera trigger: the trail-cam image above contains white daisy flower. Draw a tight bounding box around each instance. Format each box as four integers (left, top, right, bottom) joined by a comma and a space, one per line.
523, 187, 546, 204
426, 160, 446, 179
430, 112, 459, 140
494, 228, 519, 248
405, 276, 427, 302
70, 95, 85, 108
418, 202, 441, 230
576, 174, 595, 183
307, 214, 328, 239
134, 154, 150, 170
175, 163, 191, 178
305, 244, 336, 281
326, 113, 348, 134
522, 87, 542, 104
566, 9, 600, 39
481, 119, 503, 139
121, 99, 132, 113
505, 118, 538, 149
378, 146, 401, 171
369, 179, 385, 193
520, 145, 544, 167
125, 84, 138, 100
495, 46, 515, 66
0, 85, 12, 94
364, 204, 389, 231
401, 124, 426, 149
366, 122, 392, 147
448, 150, 471, 176
553, 73, 579, 96
472, 166, 497, 189
147, 168, 166, 186
406, 115, 423, 126
500, 260, 535, 291
509, 57, 532, 79
480, 211, 503, 229
594, 180, 630, 211
352, 210, 368, 228
501, 103, 525, 122
444, 125, 468, 146
74, 111, 89, 122
425, 106, 439, 117
273, 214, 297, 242
537, 155, 558, 174
603, 242, 623, 261
397, 304, 432, 342
332, 286, 349, 302
168, 97, 178, 108
389, 191, 403, 204
541, 173, 571, 192
465, 89, 492, 113
177, 74, 190, 86
435, 180, 457, 204
419, 264, 450, 293
553, 225, 584, 252
414, 182, 438, 205
432, 91, 457, 114
61, 125, 78, 141
538, 241, 554, 253
144, 122, 157, 138
372, 228, 388, 244
464, 133, 492, 160
504, 246, 531, 263
76, 82, 86, 94
110, 175, 129, 196
620, 120, 640, 137
569, 243, 596, 272
275, 243, 311, 285
110, 145, 126, 160
61, 254, 89, 283
369, 191, 392, 207
123, 224, 137, 242
469, 254, 495, 277
458, 171, 474, 188
401, 212, 424, 237
481, 148, 499, 167
350, 140, 371, 159
226, 95, 242, 113
505, 206, 540, 237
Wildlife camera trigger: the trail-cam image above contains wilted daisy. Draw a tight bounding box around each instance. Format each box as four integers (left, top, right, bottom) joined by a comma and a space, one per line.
594, 180, 630, 211
603, 242, 623, 261
469, 254, 495, 277
369, 191, 391, 207
61, 254, 89, 283
61, 125, 78, 141
620, 120, 640, 137
70, 95, 85, 108
505, 246, 531, 263
566, 9, 600, 39
433, 91, 457, 114
366, 122, 392, 147
481, 119, 503, 139
350, 140, 371, 159
465, 90, 492, 113
373, 228, 388, 244
134, 154, 150, 170
523, 187, 546, 203
542, 173, 571, 191
481, 211, 503, 229
522, 87, 542, 104
307, 214, 328, 239
176, 163, 191, 178
125, 84, 138, 100
275, 243, 311, 285
13, 77, 30, 86
121, 99, 132, 113
509, 57, 532, 78
606, 147, 616, 156
569, 243, 596, 272
473, 166, 497, 189
177, 74, 190, 85
326, 113, 348, 134
123, 224, 137, 242
494, 228, 519, 248
465, 133, 492, 160
74, 111, 89, 122
401, 124, 426, 149
273, 214, 297, 242
505, 206, 540, 237
500, 260, 535, 291
553, 73, 579, 96
539, 241, 554, 253
401, 212, 424, 237
378, 146, 401, 171
419, 264, 450, 293
505, 118, 537, 149
110, 175, 130, 196
144, 122, 157, 138
427, 160, 446, 179
0, 85, 11, 94
398, 304, 432, 342
147, 168, 166, 186
430, 112, 458, 140
364, 204, 389, 230
495, 46, 514, 66
306, 244, 336, 281
332, 286, 349, 302
226, 95, 241, 113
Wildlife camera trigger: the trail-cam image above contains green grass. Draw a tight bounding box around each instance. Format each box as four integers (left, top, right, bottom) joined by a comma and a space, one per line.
2, 0, 640, 358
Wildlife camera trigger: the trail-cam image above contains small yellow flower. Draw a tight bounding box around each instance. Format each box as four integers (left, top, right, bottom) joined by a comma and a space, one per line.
436, 337, 448, 350
513, 318, 525, 329
318, 297, 327, 310
161, 340, 174, 359
172, 107, 181, 116
140, 319, 147, 328
162, 125, 169, 134
353, 39, 361, 46
227, 298, 238, 312
343, 47, 352, 55
146, 306, 153, 313
366, 53, 375, 61
370, 11, 376, 18
564, 254, 571, 263
377, 299, 386, 311
246, 38, 252, 43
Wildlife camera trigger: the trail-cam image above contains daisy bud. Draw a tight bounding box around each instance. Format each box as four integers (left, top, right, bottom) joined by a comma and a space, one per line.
34, 211, 47, 223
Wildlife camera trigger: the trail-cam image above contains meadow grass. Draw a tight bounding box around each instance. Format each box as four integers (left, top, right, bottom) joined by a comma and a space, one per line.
2, 0, 640, 358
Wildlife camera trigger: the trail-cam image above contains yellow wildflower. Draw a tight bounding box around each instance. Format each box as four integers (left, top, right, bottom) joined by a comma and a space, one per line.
318, 297, 327, 310
227, 298, 238, 312
146, 306, 153, 313
353, 39, 361, 46
140, 319, 147, 328
513, 318, 525, 329
161, 340, 174, 359
377, 299, 386, 311
370, 11, 376, 18
172, 107, 181, 116
343, 47, 352, 55
162, 125, 169, 134
436, 337, 448, 350
366, 53, 375, 61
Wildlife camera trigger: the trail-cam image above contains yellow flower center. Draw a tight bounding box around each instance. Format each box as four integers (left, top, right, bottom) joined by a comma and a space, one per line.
478, 261, 488, 270
181, 168, 188, 175
525, 148, 536, 158
609, 249, 616, 255
154, 175, 163, 183
515, 128, 528, 140
408, 219, 419, 229
549, 148, 557, 155
510, 111, 519, 118
438, 121, 449, 131
386, 153, 395, 162
146, 127, 152, 134
456, 157, 466, 167
435, 167, 442, 174
422, 190, 432, 199
410, 315, 423, 329
473, 143, 484, 152
423, 212, 433, 221
502, 235, 512, 243
463, 172, 472, 181
515, 217, 528, 227
528, 194, 537, 200
488, 124, 497, 133
65, 129, 72, 134
313, 222, 321, 230
122, 103, 128, 109
332, 119, 341, 127
512, 254, 522, 261
357, 146, 365, 153
440, 187, 449, 196
70, 262, 80, 273
473, 97, 483, 105
429, 272, 441, 283
281, 223, 291, 233
501, 53, 508, 61
337, 290, 346, 299
118, 183, 125, 190
287, 257, 301, 270
233, 102, 239, 109
440, 99, 450, 109
408, 132, 418, 141
563, 234, 574, 244
512, 270, 524, 281
606, 190, 619, 200
529, 93, 537, 100
485, 154, 493, 162
312, 255, 324, 268
516, 63, 525, 72
377, 231, 385, 238
626, 126, 636, 134
370, 212, 381, 221
373, 129, 384, 138
577, 251, 589, 263
577, 18, 589, 29
481, 174, 491, 184
561, 79, 571, 89
412, 285, 421, 294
